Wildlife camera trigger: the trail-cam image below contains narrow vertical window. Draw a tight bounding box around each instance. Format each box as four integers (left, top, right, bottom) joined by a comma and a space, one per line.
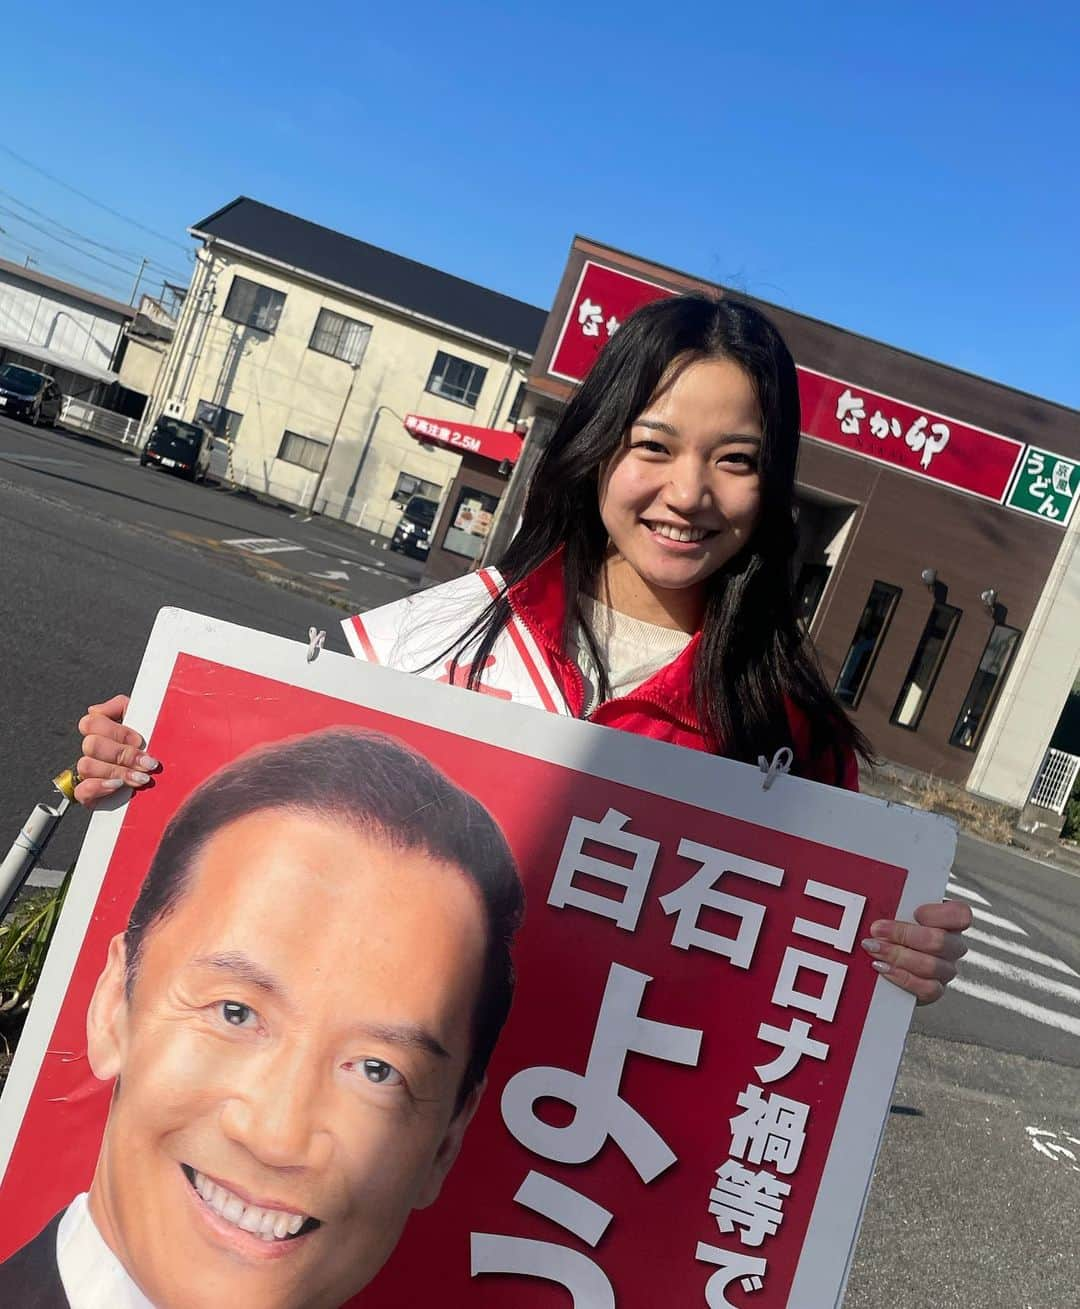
891, 603, 962, 729
834, 582, 901, 708
949, 625, 1022, 749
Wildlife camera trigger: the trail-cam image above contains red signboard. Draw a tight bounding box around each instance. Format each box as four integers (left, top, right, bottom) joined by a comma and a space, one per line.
798, 367, 1025, 504
404, 413, 523, 465
548, 261, 1026, 504
549, 260, 675, 383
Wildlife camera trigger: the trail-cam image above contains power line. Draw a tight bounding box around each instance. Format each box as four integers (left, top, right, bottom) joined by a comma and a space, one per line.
0, 204, 144, 280
0, 144, 191, 254
0, 231, 129, 298
0, 188, 189, 280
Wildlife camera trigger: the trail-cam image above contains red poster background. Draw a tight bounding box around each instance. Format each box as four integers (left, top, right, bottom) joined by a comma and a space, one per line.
0, 657, 907, 1306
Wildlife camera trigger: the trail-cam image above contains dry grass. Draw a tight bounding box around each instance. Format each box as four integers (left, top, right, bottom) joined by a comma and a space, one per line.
897, 774, 1017, 844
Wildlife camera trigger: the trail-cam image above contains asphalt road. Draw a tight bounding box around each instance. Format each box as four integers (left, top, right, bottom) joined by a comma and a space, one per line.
2, 413, 1077, 1305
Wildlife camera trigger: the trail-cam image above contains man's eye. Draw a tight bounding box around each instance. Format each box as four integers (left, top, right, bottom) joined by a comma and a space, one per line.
357, 1058, 404, 1087
219, 1001, 257, 1028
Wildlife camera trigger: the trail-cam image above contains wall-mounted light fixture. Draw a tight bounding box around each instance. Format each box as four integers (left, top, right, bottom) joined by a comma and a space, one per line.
980, 588, 998, 611
920, 568, 937, 588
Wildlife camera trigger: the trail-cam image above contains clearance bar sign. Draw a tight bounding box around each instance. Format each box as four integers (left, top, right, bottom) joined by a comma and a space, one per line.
547, 261, 1038, 511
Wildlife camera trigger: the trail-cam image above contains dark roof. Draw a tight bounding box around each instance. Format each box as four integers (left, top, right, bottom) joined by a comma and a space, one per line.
0, 256, 136, 319
191, 198, 547, 356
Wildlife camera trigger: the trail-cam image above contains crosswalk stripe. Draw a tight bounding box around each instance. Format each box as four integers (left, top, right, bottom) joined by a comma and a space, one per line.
964, 949, 1080, 1005
965, 927, 1079, 978
946, 881, 991, 906
950, 977, 1080, 1037
970, 906, 1028, 936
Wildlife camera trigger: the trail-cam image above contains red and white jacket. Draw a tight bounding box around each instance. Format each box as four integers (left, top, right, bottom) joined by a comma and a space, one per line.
343, 550, 857, 790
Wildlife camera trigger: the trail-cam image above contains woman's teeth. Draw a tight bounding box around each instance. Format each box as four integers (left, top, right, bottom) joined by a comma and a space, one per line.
648, 522, 710, 543
192, 1170, 307, 1241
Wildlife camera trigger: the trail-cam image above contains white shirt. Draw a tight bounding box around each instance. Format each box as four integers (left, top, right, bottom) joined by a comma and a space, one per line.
56, 1192, 155, 1309
573, 594, 694, 714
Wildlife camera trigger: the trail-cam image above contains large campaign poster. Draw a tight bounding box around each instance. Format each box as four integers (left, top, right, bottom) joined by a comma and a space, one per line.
0, 609, 955, 1307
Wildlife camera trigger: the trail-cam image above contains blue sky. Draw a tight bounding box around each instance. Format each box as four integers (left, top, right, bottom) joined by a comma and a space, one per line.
3, 1, 1077, 407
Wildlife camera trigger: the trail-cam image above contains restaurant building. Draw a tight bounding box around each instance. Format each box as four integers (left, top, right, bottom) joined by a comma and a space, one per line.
500, 238, 1079, 806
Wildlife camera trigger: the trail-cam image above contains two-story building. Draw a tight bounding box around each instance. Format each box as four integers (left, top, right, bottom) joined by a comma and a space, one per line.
149, 198, 546, 536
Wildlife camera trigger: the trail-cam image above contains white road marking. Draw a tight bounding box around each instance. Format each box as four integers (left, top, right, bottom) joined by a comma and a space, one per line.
223, 537, 305, 554
965, 927, 1079, 977
26, 866, 65, 889
951, 977, 1080, 1037
310, 569, 349, 581
964, 949, 1080, 1004
970, 906, 1028, 936
0, 452, 83, 466
946, 880, 991, 906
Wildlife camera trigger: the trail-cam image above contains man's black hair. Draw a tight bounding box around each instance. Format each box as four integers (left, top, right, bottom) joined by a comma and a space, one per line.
123, 728, 524, 1111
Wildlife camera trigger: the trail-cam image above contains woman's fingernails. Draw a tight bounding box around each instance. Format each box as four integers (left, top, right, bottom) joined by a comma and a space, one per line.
861, 938, 882, 954
872, 961, 892, 974
128, 771, 151, 786
137, 754, 159, 770
870, 921, 891, 939
101, 778, 124, 791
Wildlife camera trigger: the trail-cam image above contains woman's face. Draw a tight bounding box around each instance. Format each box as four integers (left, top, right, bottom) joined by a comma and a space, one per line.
597, 356, 764, 623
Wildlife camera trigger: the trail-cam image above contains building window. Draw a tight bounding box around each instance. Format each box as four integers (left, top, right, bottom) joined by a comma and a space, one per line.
223, 276, 286, 334
834, 582, 901, 708
195, 399, 242, 441
309, 309, 371, 366
277, 430, 327, 473
949, 625, 1022, 750
426, 351, 487, 406
795, 562, 831, 628
392, 471, 441, 505
443, 486, 499, 560
891, 602, 962, 730
507, 380, 526, 424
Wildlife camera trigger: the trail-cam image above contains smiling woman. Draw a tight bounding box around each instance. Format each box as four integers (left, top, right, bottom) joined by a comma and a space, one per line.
0, 728, 523, 1309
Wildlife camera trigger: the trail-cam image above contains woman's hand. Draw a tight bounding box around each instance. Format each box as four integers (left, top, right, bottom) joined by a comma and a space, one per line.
75, 694, 159, 806
861, 899, 973, 1004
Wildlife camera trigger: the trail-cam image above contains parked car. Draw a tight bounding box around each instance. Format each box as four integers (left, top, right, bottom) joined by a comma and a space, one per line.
0, 364, 62, 427
390, 495, 439, 558
139, 416, 213, 482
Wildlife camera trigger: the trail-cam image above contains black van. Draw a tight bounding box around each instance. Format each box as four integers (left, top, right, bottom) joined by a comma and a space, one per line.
390, 495, 439, 558
140, 417, 212, 481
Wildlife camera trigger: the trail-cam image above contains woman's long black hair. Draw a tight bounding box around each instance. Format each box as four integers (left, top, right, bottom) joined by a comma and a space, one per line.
447, 293, 871, 779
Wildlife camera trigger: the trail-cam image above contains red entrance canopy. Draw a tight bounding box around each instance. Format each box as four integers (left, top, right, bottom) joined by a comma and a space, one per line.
404, 413, 523, 465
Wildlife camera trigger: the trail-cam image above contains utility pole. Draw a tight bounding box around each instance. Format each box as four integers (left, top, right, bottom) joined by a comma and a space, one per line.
340, 404, 403, 524
129, 256, 149, 306
304, 364, 363, 518
481, 415, 553, 566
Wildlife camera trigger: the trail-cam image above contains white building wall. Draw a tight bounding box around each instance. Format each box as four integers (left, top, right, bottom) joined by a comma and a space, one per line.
967, 508, 1080, 806
162, 251, 529, 535
0, 270, 124, 377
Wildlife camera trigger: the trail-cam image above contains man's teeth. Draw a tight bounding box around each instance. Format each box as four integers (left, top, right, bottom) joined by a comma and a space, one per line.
193, 1171, 306, 1241
649, 522, 709, 543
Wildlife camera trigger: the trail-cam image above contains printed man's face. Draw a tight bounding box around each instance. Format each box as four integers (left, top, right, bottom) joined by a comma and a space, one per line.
85, 809, 488, 1309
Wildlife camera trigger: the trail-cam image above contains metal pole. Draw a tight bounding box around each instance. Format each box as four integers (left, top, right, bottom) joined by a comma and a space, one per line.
129, 256, 149, 306
305, 363, 361, 518
480, 415, 553, 566
341, 404, 403, 523
0, 771, 76, 924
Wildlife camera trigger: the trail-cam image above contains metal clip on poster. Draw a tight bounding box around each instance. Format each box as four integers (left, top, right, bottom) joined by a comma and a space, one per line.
306, 628, 326, 663
758, 746, 794, 791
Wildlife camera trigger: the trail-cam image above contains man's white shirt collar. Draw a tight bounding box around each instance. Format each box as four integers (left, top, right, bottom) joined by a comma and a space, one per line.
56, 1192, 155, 1309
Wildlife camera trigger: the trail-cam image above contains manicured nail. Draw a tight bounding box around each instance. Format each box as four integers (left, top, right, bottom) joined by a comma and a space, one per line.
101, 778, 124, 791
137, 754, 159, 770
128, 771, 151, 786
872, 961, 891, 974
861, 938, 882, 954
870, 921, 891, 939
